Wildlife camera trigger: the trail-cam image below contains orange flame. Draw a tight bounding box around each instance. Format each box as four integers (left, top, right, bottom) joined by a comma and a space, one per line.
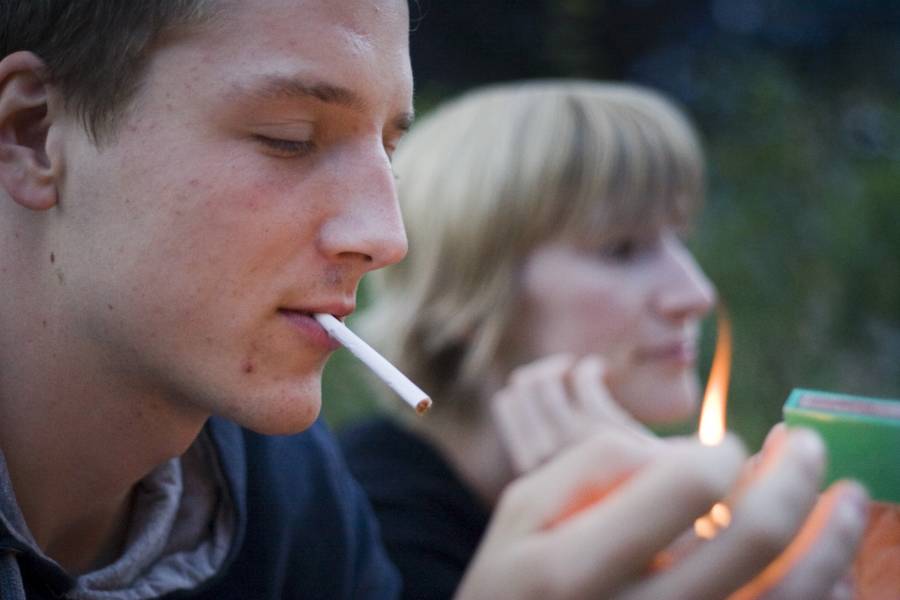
694, 308, 734, 539
698, 308, 732, 446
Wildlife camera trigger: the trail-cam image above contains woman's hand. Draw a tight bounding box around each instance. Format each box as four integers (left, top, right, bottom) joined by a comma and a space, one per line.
491, 353, 649, 474
457, 427, 868, 600
712, 424, 867, 599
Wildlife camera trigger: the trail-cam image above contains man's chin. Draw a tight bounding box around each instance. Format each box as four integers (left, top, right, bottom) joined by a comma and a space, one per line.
247, 411, 318, 435
224, 388, 324, 435
246, 411, 321, 436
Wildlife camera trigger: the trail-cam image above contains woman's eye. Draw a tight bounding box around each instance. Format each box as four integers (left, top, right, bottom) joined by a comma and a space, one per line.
254, 135, 316, 157
597, 234, 664, 262
602, 239, 638, 261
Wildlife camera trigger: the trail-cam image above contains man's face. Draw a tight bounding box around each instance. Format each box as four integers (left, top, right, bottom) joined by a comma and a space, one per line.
50, 0, 413, 433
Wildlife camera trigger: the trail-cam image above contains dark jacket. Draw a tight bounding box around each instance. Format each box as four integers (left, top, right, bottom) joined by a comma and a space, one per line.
0, 418, 400, 599
340, 418, 490, 600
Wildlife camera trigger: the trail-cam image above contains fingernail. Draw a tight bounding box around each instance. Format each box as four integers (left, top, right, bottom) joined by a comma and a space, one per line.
836, 499, 866, 537
839, 482, 870, 527
790, 429, 825, 468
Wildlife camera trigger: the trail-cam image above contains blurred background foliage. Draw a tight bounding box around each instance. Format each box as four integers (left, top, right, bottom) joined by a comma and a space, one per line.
323, 0, 900, 450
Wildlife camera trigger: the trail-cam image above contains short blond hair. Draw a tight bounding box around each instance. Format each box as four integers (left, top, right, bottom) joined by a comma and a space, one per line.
362, 80, 705, 421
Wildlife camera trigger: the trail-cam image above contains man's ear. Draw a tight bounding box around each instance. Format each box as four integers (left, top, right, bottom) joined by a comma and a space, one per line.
0, 51, 59, 211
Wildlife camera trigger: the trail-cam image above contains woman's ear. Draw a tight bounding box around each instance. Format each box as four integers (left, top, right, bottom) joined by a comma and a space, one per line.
0, 51, 59, 211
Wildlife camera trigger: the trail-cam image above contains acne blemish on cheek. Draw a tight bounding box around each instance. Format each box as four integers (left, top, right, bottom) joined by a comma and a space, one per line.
242, 360, 255, 374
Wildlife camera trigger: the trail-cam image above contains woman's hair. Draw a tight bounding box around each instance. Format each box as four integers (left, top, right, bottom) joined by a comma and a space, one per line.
361, 80, 705, 421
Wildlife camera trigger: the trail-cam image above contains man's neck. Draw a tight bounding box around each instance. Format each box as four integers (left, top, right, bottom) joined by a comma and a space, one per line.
38, 485, 137, 575
0, 335, 207, 573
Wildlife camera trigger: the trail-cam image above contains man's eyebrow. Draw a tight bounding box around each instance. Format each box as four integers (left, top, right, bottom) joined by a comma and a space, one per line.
232, 75, 365, 109
229, 75, 415, 131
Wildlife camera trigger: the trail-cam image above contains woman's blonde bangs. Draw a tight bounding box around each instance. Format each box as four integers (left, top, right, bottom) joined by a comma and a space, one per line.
360, 80, 706, 418
538, 83, 706, 245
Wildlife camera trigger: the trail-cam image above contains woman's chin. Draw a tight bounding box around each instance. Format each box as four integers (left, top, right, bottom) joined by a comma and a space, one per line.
614, 372, 700, 425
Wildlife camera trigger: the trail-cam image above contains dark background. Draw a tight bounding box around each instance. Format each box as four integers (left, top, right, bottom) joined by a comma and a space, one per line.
324, 0, 900, 449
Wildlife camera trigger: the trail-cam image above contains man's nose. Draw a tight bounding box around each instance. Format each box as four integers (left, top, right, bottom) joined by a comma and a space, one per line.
654, 237, 717, 321
317, 145, 408, 272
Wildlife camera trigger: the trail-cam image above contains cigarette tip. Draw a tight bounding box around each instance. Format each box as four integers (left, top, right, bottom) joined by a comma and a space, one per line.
416, 398, 432, 416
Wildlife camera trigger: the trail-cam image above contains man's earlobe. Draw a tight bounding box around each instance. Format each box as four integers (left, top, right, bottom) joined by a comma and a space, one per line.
0, 51, 59, 211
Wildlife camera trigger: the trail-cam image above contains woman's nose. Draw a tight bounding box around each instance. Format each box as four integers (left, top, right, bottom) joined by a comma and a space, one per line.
654, 237, 717, 322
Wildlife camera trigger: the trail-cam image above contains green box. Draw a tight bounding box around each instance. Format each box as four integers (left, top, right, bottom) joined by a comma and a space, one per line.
783, 388, 900, 504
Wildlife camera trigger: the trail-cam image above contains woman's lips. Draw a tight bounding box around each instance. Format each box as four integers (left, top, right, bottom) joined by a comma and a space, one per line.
278, 309, 342, 351
637, 341, 697, 367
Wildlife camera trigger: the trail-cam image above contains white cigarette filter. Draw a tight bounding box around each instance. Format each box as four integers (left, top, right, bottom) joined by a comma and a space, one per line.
314, 313, 432, 415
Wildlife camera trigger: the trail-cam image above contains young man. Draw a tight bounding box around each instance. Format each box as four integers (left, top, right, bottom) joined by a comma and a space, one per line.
0, 0, 412, 597
0, 1, 867, 599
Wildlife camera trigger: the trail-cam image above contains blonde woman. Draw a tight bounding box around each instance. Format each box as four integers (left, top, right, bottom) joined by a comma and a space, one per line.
340, 81, 867, 600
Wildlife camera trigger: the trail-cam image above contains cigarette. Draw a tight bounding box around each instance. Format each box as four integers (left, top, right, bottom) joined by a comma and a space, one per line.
314, 313, 432, 415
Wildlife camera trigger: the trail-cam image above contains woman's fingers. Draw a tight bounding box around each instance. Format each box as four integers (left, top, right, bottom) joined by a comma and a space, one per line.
619, 428, 828, 600
492, 353, 652, 476
465, 425, 866, 600
526, 355, 582, 448
529, 434, 746, 597
488, 431, 660, 539
493, 354, 581, 473
571, 355, 647, 434
457, 431, 660, 600
493, 387, 550, 473
730, 480, 869, 600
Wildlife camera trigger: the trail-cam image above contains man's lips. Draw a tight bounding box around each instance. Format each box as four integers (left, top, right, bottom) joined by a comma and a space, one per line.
278, 309, 342, 351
